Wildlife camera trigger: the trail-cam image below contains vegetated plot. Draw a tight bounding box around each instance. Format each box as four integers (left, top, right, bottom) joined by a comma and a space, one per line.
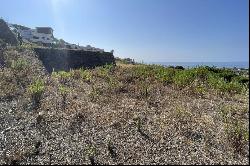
0, 49, 249, 165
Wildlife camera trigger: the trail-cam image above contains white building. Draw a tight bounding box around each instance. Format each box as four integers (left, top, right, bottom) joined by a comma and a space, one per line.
17, 27, 54, 44
81, 45, 104, 53
12, 24, 106, 52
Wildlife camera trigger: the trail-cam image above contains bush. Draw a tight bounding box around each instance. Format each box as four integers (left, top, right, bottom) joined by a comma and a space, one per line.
233, 76, 249, 85
154, 66, 176, 83
132, 64, 155, 79
207, 74, 244, 94
175, 66, 185, 70
173, 70, 195, 87
72, 68, 92, 81
217, 69, 237, 82
28, 79, 45, 108
79, 68, 92, 81
204, 66, 221, 73
16, 43, 39, 51
97, 64, 114, 78
10, 58, 29, 71
52, 70, 72, 84
193, 67, 211, 81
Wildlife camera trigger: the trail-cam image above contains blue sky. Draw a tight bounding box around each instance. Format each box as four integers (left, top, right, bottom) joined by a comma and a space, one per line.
0, 0, 249, 62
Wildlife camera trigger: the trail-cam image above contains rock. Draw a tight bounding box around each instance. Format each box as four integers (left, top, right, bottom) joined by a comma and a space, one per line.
0, 19, 19, 46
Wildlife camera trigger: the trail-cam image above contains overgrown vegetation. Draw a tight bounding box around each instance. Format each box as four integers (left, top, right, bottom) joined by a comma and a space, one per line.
52, 70, 72, 84
0, 48, 249, 165
220, 105, 249, 154
28, 79, 45, 108
128, 64, 248, 95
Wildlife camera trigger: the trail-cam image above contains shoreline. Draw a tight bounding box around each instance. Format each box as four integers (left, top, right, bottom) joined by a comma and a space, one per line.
147, 62, 249, 70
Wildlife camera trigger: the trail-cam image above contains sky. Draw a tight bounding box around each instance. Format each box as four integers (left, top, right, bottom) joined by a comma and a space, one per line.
0, 0, 249, 62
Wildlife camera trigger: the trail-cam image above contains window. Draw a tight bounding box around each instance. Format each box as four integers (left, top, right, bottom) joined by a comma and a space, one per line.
33, 36, 39, 39
47, 38, 50, 40
42, 37, 45, 39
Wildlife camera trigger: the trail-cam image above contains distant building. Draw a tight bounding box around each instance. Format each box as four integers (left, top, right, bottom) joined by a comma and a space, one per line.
16, 27, 54, 44
10, 23, 106, 52
80, 45, 104, 53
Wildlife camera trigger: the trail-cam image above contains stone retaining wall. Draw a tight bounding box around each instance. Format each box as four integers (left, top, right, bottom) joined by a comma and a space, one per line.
34, 48, 115, 72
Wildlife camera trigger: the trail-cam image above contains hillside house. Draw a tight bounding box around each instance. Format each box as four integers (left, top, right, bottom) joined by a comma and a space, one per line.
17, 27, 54, 44
9, 22, 106, 52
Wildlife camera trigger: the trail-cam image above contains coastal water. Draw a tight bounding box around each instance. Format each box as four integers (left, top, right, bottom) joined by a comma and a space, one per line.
150, 62, 249, 69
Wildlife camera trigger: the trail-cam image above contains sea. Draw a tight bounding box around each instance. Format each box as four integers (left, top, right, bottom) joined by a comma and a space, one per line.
149, 62, 249, 69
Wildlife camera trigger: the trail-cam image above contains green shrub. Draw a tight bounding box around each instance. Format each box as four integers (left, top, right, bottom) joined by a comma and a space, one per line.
217, 69, 237, 82
173, 70, 196, 87
133, 65, 153, 79
10, 58, 29, 71
58, 85, 70, 95
225, 81, 244, 93
28, 79, 45, 108
98, 64, 114, 78
194, 84, 206, 94
52, 70, 72, 83
89, 85, 101, 101
204, 66, 221, 73
79, 68, 92, 81
103, 63, 114, 71
97, 64, 114, 78
16, 43, 39, 51
193, 67, 211, 81
233, 76, 249, 85
107, 75, 120, 89
175, 66, 185, 70
207, 74, 244, 94
154, 66, 176, 83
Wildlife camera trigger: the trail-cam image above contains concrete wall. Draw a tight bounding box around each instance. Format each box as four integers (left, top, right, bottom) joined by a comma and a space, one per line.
33, 48, 115, 73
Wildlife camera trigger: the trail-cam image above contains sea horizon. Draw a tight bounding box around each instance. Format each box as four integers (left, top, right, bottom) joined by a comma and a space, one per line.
148, 61, 249, 69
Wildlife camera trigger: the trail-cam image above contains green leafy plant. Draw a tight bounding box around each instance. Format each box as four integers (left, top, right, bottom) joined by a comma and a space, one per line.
17, 43, 39, 51
52, 71, 72, 84
207, 74, 244, 94
97, 64, 114, 78
154, 67, 176, 84
79, 68, 92, 81
89, 85, 101, 101
173, 70, 195, 87
10, 58, 29, 71
28, 79, 45, 108
133, 64, 153, 79
107, 75, 120, 90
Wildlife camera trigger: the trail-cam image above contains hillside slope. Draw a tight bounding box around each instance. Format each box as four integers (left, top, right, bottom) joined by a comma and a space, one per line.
0, 48, 249, 165
0, 19, 19, 46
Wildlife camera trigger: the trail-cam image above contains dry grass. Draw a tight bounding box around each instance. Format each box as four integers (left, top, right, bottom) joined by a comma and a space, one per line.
0, 48, 249, 165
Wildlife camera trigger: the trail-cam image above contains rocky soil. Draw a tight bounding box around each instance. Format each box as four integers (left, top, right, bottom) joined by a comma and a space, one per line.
0, 48, 249, 165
